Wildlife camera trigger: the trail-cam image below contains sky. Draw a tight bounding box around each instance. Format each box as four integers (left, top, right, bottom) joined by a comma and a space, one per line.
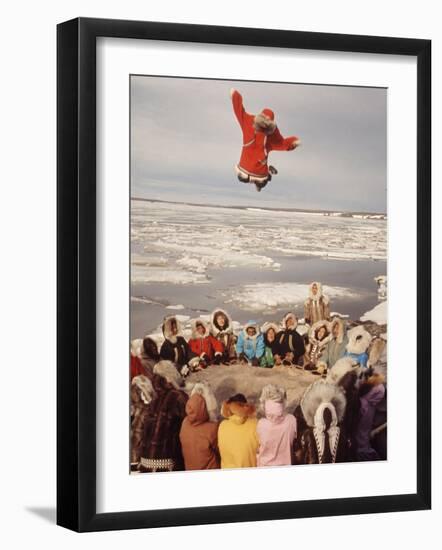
131, 75, 387, 213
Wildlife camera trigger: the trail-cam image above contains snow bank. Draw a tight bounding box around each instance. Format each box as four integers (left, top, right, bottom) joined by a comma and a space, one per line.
360, 301, 387, 325
223, 282, 360, 313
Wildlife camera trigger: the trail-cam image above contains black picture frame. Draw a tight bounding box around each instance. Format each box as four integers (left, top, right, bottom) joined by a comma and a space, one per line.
57, 17, 431, 532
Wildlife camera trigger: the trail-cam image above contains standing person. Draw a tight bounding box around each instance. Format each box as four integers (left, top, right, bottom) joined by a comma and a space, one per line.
256, 385, 297, 467
188, 319, 224, 368
138, 336, 160, 374
236, 320, 265, 366
210, 308, 237, 364
260, 322, 281, 367
317, 317, 348, 373
159, 315, 198, 375
304, 282, 330, 326
275, 313, 305, 366
218, 394, 258, 469
179, 392, 220, 471
139, 361, 189, 472
303, 320, 332, 374
297, 380, 348, 464
355, 372, 386, 461
230, 88, 300, 192
130, 374, 155, 470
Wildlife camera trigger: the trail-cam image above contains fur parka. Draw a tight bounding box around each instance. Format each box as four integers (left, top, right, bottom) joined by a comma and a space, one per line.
304, 282, 330, 325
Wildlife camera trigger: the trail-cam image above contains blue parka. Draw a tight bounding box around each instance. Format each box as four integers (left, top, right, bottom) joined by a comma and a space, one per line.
236, 320, 265, 361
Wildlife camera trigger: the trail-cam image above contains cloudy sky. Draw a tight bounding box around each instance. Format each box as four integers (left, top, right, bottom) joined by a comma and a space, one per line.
131, 76, 386, 212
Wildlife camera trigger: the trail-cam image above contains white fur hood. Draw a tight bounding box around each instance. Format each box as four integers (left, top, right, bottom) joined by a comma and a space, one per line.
346, 325, 372, 355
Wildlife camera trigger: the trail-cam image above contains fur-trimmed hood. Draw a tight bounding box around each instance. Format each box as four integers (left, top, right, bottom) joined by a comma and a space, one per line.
189, 382, 218, 422
326, 356, 358, 385
259, 384, 287, 416
191, 318, 210, 339
241, 320, 261, 339
210, 308, 233, 336
153, 360, 184, 389
261, 322, 280, 345
308, 320, 332, 346
282, 312, 298, 330
162, 315, 182, 343
253, 112, 276, 135
330, 317, 346, 344
306, 281, 329, 304
359, 371, 386, 397
131, 374, 156, 406
346, 325, 372, 355
221, 399, 256, 423
300, 380, 346, 427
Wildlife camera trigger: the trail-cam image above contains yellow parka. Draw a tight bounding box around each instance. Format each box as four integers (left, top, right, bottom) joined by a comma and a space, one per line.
218, 399, 258, 469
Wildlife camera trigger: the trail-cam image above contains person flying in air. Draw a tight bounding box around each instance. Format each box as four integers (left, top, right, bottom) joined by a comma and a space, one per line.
230, 88, 300, 192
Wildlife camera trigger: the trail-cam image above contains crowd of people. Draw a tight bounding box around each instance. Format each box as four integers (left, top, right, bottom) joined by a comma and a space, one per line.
130, 281, 387, 473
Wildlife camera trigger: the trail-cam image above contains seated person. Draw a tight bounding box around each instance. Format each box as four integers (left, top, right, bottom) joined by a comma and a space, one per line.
275, 313, 305, 366
260, 322, 280, 367
236, 320, 265, 366
188, 319, 224, 368
210, 308, 237, 364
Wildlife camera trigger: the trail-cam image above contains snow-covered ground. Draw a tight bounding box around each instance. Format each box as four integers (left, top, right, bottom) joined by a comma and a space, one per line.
360, 300, 387, 325
131, 200, 386, 285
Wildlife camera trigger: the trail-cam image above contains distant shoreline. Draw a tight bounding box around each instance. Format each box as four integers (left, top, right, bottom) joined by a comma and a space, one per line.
131, 196, 387, 219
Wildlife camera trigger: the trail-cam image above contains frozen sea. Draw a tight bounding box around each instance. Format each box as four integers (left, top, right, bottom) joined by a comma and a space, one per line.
131, 199, 387, 338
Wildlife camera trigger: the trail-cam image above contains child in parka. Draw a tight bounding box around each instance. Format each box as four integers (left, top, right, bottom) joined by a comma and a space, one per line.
236, 320, 265, 366
210, 308, 237, 364
275, 313, 305, 366
260, 322, 280, 368
188, 319, 224, 368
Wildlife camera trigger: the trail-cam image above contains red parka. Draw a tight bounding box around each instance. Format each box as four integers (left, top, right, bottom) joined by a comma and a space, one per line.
231, 89, 299, 178
188, 320, 224, 362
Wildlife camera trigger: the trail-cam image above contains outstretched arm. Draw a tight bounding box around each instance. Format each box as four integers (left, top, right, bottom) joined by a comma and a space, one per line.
230, 88, 246, 126
269, 127, 300, 151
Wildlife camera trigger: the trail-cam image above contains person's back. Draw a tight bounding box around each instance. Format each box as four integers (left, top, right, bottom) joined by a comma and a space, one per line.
179, 393, 219, 470
257, 410, 297, 467
218, 395, 258, 469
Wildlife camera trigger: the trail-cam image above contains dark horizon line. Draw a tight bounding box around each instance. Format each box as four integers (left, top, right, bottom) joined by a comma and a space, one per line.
131, 196, 387, 217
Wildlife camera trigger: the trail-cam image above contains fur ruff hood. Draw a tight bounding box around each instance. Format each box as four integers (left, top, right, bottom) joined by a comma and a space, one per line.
210, 308, 233, 336
253, 112, 276, 135
162, 315, 182, 343
153, 360, 184, 389
131, 374, 156, 406
221, 399, 256, 423
326, 356, 358, 385
346, 325, 372, 355
330, 317, 346, 344
282, 312, 298, 330
300, 380, 346, 428
191, 318, 210, 339
308, 320, 332, 346
359, 372, 386, 397
259, 384, 287, 416
261, 322, 280, 336
306, 281, 329, 304
188, 382, 218, 422
242, 320, 261, 339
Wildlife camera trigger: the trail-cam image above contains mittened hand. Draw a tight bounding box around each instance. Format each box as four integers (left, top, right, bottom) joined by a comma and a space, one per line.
239, 353, 248, 364
251, 358, 259, 367
180, 365, 190, 377
214, 353, 222, 365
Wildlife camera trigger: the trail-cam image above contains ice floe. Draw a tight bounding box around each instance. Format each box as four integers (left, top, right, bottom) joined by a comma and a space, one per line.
131, 200, 387, 286
223, 282, 360, 313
